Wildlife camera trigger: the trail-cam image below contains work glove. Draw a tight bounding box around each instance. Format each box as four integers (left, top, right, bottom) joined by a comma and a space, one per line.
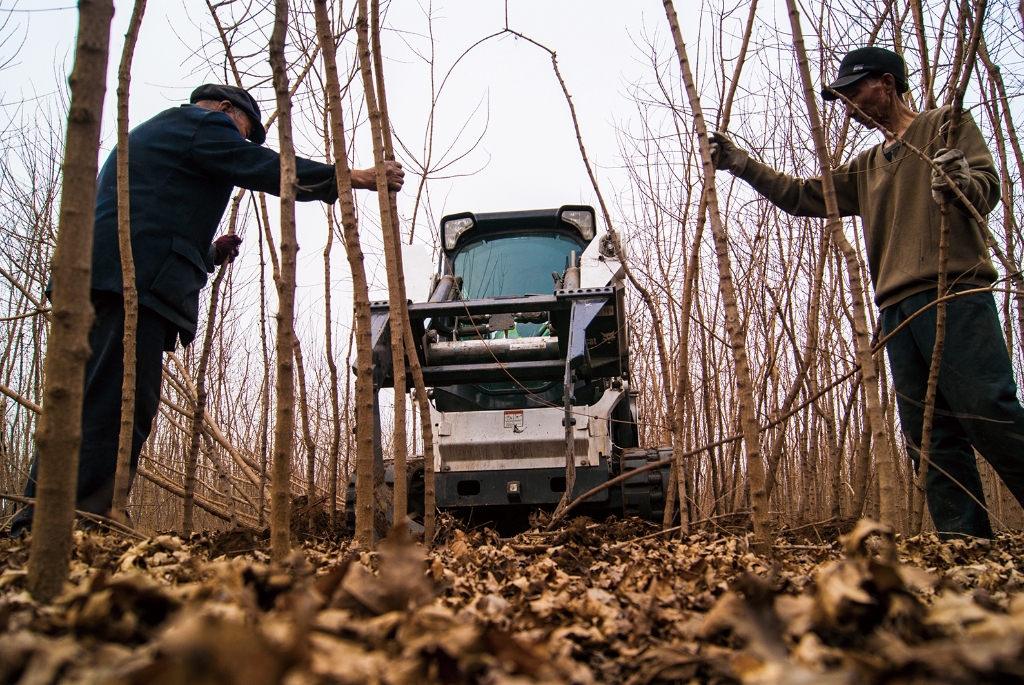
707, 132, 749, 176
930, 148, 971, 205
213, 234, 242, 266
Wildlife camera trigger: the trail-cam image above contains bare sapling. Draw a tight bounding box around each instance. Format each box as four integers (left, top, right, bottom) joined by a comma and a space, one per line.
256, 195, 271, 527
182, 193, 239, 535
783, 0, 898, 527
110, 0, 148, 525
978, 37, 1024, 346
269, 0, 298, 562
313, 0, 377, 548
909, 0, 937, 110
356, 0, 409, 529
666, 0, 759, 532
368, 0, 438, 543
27, 0, 115, 602
662, 0, 772, 554
323, 180, 342, 525
914, 0, 987, 534
295, 337, 317, 499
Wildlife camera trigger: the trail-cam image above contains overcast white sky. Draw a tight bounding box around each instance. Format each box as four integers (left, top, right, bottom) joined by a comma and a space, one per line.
4, 0, 682, 218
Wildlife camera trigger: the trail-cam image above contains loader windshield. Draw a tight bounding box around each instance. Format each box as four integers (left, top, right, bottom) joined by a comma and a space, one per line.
454, 232, 581, 301
451, 232, 582, 395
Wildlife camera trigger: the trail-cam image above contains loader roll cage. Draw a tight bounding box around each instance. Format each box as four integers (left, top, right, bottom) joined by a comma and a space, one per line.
368, 206, 628, 396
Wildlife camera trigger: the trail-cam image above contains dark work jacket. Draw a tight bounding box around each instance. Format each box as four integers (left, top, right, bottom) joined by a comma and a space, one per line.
91, 104, 336, 345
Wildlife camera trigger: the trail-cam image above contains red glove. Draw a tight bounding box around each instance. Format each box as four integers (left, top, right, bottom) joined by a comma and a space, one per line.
213, 234, 242, 265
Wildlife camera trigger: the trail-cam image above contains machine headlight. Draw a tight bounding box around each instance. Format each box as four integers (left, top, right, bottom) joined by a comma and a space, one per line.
443, 217, 474, 250
560, 209, 595, 240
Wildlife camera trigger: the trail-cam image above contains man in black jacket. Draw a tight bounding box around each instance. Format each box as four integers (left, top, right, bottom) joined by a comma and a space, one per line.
13, 84, 402, 533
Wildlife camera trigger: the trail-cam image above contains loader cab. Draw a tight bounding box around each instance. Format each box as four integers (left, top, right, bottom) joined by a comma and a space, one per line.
429, 206, 605, 412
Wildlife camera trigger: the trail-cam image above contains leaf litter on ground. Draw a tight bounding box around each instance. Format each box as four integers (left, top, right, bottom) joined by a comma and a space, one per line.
2, 515, 1024, 684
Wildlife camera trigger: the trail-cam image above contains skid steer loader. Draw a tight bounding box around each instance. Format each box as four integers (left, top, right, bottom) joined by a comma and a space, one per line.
349, 205, 673, 535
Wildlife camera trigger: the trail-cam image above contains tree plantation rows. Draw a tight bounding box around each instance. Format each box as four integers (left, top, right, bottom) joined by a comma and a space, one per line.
0, 0, 1023, 601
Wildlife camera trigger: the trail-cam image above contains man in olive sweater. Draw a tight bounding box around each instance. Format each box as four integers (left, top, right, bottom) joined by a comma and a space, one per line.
711, 47, 1023, 538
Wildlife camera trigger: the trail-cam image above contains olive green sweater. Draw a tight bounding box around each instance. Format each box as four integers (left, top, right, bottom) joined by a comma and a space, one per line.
737, 106, 1001, 309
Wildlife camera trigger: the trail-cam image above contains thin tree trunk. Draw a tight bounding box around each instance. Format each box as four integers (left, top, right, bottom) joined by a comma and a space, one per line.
908, 0, 936, 110
182, 261, 229, 534
325, 208, 342, 526
669, 201, 707, 532
983, 73, 1021, 356
181, 194, 239, 535
977, 37, 1024, 349
313, 0, 377, 548
662, 0, 772, 554
319, 97, 343, 528
356, 0, 409, 528
665, 0, 759, 533
110, 0, 148, 525
342, 326, 354, 523
294, 337, 317, 499
784, 0, 897, 527
27, 0, 114, 603
204, 433, 236, 529
256, 194, 271, 527
269, 0, 298, 562
915, 0, 986, 534
366, 0, 438, 542
765, 229, 828, 502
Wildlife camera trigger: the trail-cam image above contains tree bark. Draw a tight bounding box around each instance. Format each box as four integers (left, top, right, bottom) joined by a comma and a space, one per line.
908, 0, 936, 110
367, 0, 438, 542
256, 193, 271, 527
662, 0, 772, 554
665, 0, 758, 533
269, 0, 298, 562
325, 214, 342, 527
357, 0, 409, 528
784, 0, 897, 527
27, 0, 114, 603
977, 37, 1024, 349
295, 337, 317, 499
915, 0, 986, 534
313, 0, 377, 548
110, 0, 148, 525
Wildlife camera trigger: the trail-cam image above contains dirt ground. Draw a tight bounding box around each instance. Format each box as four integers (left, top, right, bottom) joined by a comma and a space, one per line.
1, 515, 1023, 684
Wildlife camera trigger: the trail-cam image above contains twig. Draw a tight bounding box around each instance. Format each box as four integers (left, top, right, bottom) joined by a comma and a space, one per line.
0, 383, 42, 414
0, 493, 147, 540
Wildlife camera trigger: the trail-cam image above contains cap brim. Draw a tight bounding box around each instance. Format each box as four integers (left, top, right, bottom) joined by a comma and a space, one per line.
247, 118, 266, 145
821, 72, 869, 100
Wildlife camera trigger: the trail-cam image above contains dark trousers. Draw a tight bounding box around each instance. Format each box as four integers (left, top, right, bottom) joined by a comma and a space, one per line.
12, 290, 174, 534
881, 286, 1024, 538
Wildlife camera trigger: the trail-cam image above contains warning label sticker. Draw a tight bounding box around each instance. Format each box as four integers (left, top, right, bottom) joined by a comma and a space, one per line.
504, 410, 525, 428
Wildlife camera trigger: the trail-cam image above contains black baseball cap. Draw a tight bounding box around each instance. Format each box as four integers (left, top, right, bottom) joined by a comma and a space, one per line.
822, 47, 909, 100
189, 84, 266, 145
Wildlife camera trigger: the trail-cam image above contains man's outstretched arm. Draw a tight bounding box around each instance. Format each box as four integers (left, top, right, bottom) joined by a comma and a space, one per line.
190, 111, 405, 201
710, 132, 860, 218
